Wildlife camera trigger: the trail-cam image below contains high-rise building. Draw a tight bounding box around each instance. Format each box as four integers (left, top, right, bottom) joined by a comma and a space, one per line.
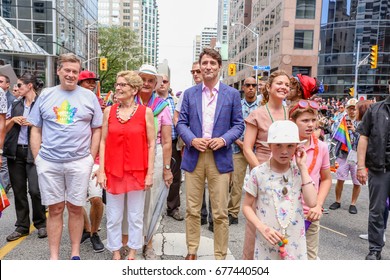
193, 35, 201, 61
227, 0, 322, 89
193, 27, 217, 61
217, 0, 230, 46
0, 0, 98, 83
98, 0, 159, 67
318, 0, 390, 97
141, 0, 159, 67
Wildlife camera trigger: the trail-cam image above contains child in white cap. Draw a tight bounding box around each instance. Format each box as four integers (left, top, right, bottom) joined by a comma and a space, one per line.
242, 120, 317, 260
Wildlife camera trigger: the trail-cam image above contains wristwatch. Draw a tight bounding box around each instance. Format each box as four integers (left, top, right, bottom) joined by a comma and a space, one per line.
0, 149, 3, 155
164, 164, 171, 170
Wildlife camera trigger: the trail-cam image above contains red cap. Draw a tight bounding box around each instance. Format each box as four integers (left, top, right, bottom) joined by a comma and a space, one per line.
297, 74, 318, 99
78, 70, 99, 82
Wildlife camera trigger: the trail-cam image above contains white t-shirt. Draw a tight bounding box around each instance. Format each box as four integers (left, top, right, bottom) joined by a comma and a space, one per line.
28, 85, 103, 162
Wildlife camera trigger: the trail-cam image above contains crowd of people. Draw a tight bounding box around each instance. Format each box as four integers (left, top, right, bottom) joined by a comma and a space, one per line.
0, 48, 388, 261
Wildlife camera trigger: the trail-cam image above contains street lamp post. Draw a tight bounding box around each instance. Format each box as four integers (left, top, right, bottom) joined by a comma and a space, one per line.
87, 21, 98, 71
125, 59, 132, 71
231, 22, 259, 81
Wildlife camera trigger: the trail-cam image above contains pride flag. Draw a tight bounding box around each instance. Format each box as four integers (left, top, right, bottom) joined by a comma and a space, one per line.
96, 81, 101, 99
333, 115, 352, 152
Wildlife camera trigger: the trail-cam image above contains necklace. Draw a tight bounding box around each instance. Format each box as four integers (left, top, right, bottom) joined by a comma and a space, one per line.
307, 135, 319, 175
265, 103, 287, 123
269, 161, 296, 259
116, 102, 138, 124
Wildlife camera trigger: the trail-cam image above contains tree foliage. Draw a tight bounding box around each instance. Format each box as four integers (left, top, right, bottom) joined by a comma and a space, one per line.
98, 26, 143, 93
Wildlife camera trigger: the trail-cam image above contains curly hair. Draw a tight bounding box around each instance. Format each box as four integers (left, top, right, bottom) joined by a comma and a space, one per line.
261, 69, 290, 105
116, 70, 143, 91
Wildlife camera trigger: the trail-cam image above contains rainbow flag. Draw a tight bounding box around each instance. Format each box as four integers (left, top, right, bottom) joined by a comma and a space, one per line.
96, 81, 101, 99
104, 90, 112, 103
333, 115, 352, 152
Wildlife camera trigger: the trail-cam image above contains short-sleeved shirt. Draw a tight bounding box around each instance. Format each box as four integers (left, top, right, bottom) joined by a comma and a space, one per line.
302, 135, 330, 214
164, 95, 177, 140
175, 91, 185, 113
244, 161, 307, 260
0, 88, 7, 114
232, 97, 260, 154
156, 106, 172, 144
28, 85, 103, 162
245, 106, 273, 164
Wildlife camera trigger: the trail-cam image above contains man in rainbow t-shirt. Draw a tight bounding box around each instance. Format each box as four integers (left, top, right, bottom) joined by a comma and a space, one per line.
28, 53, 103, 260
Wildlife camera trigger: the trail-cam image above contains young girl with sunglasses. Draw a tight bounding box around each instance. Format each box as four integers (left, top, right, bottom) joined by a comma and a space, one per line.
289, 99, 332, 260
242, 70, 290, 259
242, 120, 317, 260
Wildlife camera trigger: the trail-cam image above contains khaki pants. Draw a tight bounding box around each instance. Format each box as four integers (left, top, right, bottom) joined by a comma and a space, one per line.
185, 149, 230, 260
306, 220, 320, 260
228, 152, 248, 218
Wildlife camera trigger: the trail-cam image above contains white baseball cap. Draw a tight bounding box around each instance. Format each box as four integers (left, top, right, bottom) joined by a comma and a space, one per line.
261, 120, 306, 146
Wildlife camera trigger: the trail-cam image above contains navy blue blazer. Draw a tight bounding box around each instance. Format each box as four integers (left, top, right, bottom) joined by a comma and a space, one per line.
176, 82, 244, 173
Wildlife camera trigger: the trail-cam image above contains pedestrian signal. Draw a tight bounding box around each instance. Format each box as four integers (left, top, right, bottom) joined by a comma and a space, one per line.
370, 45, 378, 69
100, 57, 108, 71
228, 63, 236, 76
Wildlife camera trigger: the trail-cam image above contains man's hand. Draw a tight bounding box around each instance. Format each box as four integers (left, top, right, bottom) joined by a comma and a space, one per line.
163, 169, 173, 187
208, 138, 225, 151
191, 138, 210, 152
357, 168, 368, 185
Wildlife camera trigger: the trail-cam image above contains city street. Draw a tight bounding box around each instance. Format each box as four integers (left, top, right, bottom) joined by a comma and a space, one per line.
0, 173, 387, 260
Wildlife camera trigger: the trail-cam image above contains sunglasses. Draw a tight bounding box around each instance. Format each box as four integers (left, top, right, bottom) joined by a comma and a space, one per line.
16, 83, 25, 88
245, 83, 257, 88
162, 80, 169, 84
190, 69, 201, 75
289, 100, 319, 117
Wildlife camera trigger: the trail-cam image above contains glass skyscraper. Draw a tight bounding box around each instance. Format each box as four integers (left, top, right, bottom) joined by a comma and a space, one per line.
318, 0, 390, 97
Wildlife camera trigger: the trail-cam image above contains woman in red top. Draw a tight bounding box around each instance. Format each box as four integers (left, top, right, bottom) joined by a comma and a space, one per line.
98, 71, 155, 260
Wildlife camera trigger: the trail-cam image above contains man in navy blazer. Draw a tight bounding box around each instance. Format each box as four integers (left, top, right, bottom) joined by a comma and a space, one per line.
177, 48, 244, 260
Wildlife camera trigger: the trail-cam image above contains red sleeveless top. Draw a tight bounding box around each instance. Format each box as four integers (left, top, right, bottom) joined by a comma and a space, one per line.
105, 103, 148, 194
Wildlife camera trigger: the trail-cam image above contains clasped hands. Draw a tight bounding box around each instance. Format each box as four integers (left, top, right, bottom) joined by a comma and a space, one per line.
191, 137, 225, 152
13, 116, 31, 126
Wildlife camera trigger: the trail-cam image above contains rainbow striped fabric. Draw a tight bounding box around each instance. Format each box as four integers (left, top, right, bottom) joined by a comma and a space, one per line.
333, 115, 352, 151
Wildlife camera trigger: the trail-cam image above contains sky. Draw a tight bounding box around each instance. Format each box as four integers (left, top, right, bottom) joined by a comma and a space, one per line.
156, 0, 218, 93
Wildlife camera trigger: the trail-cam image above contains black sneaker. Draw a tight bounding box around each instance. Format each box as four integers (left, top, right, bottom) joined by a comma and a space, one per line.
329, 202, 341, 210
365, 251, 381, 260
80, 230, 91, 244
349, 205, 358, 214
91, 233, 104, 253
228, 214, 238, 225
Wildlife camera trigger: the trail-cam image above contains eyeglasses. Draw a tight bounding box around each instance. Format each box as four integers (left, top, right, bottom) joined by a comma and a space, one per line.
244, 83, 257, 88
190, 69, 201, 75
289, 100, 319, 117
114, 83, 130, 88
162, 80, 169, 84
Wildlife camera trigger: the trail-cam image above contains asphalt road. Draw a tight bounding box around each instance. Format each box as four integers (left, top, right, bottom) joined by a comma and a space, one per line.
0, 173, 385, 260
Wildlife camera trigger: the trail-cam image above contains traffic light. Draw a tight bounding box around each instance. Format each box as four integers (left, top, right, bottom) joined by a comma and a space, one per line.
349, 87, 354, 97
228, 63, 236, 76
100, 57, 108, 71
370, 45, 378, 69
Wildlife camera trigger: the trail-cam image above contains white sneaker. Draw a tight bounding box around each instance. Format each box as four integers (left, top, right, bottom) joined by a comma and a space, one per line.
359, 234, 368, 240
359, 233, 386, 242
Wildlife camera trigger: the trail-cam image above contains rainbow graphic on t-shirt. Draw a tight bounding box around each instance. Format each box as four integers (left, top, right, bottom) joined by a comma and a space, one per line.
53, 100, 78, 124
